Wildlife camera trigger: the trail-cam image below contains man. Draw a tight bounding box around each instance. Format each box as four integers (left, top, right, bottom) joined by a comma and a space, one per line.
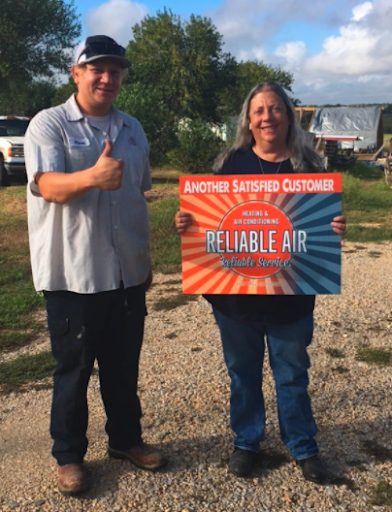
25, 35, 167, 495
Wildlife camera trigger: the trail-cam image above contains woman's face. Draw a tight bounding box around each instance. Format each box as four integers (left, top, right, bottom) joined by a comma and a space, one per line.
248, 91, 290, 150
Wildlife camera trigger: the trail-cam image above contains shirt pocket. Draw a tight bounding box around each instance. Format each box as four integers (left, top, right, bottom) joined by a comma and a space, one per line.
66, 146, 96, 172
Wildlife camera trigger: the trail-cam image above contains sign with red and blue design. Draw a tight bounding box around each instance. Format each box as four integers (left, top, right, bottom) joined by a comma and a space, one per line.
179, 173, 342, 295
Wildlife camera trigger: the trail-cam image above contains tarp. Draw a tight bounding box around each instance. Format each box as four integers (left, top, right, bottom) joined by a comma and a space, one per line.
309, 106, 382, 152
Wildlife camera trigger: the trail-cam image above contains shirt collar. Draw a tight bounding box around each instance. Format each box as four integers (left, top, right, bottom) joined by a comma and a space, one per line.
64, 94, 132, 128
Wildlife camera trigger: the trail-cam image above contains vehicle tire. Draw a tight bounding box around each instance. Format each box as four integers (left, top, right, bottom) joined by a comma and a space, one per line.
0, 156, 10, 187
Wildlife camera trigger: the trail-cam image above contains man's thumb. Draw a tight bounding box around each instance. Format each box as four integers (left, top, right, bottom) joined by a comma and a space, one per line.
101, 139, 113, 158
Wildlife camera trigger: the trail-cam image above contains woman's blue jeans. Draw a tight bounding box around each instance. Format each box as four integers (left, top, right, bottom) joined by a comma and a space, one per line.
213, 308, 318, 461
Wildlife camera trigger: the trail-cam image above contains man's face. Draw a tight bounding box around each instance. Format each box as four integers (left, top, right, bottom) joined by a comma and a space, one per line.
72, 58, 123, 115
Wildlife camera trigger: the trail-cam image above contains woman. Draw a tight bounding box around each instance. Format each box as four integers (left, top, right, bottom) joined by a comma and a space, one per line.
175, 81, 346, 483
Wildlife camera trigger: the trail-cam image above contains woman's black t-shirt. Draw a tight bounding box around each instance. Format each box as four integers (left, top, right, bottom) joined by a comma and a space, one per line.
203, 147, 316, 324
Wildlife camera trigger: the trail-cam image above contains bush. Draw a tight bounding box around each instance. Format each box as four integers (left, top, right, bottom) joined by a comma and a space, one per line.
168, 119, 225, 174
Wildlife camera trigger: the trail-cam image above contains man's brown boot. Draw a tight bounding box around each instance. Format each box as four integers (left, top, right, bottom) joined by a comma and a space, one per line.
108, 443, 167, 471
57, 463, 89, 495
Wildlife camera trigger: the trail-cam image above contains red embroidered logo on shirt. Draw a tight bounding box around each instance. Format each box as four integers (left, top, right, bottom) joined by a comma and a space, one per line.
128, 136, 137, 146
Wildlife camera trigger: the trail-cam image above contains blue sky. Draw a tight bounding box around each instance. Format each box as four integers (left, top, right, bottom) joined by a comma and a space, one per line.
73, 0, 392, 105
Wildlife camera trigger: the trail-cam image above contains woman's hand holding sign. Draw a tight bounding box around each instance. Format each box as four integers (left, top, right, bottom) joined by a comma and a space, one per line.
331, 215, 346, 236
331, 215, 346, 245
175, 211, 192, 234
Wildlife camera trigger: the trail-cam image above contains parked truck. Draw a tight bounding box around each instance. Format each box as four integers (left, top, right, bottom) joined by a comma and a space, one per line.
0, 116, 30, 186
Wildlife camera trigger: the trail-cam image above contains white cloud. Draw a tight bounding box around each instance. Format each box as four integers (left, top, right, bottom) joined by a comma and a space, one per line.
363, 0, 392, 31
207, 0, 356, 53
85, 0, 148, 47
303, 24, 383, 75
298, 0, 392, 102
351, 1, 373, 20
206, 0, 392, 104
80, 0, 392, 104
237, 47, 268, 62
275, 41, 306, 67
294, 73, 392, 104
209, 0, 270, 54
357, 73, 384, 82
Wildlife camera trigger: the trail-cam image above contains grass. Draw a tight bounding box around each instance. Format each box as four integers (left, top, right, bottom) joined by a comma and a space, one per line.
149, 196, 182, 273
383, 133, 392, 149
0, 331, 36, 351
0, 351, 55, 389
342, 163, 392, 242
153, 293, 198, 311
355, 347, 391, 366
0, 187, 45, 353
332, 366, 349, 374
325, 347, 345, 358
369, 481, 392, 507
1, 161, 392, 389
166, 332, 178, 340
361, 439, 392, 462
164, 278, 182, 285
150, 167, 182, 187
0, 177, 184, 391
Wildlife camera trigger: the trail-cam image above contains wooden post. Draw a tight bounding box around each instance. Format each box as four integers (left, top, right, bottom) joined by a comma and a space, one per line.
371, 143, 385, 161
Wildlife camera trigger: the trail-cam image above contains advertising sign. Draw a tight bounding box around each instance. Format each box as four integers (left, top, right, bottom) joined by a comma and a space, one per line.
179, 173, 342, 295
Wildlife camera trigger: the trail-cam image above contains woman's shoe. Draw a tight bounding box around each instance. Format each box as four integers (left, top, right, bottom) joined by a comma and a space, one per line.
228, 448, 257, 477
298, 455, 327, 484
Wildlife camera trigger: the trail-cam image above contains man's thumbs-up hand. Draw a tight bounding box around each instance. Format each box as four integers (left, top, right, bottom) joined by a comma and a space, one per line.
90, 139, 124, 191
101, 138, 114, 158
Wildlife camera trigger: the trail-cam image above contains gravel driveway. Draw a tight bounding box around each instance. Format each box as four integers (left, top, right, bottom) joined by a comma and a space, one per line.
0, 241, 391, 512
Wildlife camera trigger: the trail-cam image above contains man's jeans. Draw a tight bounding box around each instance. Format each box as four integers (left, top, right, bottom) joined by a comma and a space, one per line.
213, 309, 318, 460
44, 284, 146, 466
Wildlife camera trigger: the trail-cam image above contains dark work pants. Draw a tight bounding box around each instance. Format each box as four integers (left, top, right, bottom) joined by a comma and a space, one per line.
44, 285, 146, 466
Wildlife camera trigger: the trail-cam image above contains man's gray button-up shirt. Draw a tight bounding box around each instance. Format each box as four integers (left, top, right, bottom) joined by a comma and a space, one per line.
25, 95, 152, 294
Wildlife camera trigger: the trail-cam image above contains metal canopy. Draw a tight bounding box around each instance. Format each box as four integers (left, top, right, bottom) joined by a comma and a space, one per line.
309, 106, 382, 151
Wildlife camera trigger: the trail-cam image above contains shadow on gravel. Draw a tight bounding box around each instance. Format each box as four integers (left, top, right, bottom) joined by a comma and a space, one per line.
69, 437, 294, 500
69, 411, 392, 500
314, 415, 392, 492
3, 415, 387, 504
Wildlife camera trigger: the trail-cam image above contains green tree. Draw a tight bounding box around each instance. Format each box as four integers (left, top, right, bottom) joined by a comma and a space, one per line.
0, 80, 56, 116
25, 80, 57, 116
126, 9, 236, 122
115, 83, 177, 167
52, 78, 77, 107
180, 15, 236, 121
219, 61, 295, 117
0, 0, 80, 90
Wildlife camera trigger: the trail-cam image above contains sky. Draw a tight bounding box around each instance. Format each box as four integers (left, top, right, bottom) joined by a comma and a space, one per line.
74, 0, 392, 105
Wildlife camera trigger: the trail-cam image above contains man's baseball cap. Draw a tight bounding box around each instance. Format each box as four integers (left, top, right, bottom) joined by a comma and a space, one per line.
74, 35, 131, 68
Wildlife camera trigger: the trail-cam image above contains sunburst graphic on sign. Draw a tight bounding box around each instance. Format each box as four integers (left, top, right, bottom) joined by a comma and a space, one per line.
180, 175, 341, 295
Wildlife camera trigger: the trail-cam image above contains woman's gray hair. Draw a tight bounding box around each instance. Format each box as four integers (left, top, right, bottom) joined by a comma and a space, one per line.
213, 81, 322, 172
